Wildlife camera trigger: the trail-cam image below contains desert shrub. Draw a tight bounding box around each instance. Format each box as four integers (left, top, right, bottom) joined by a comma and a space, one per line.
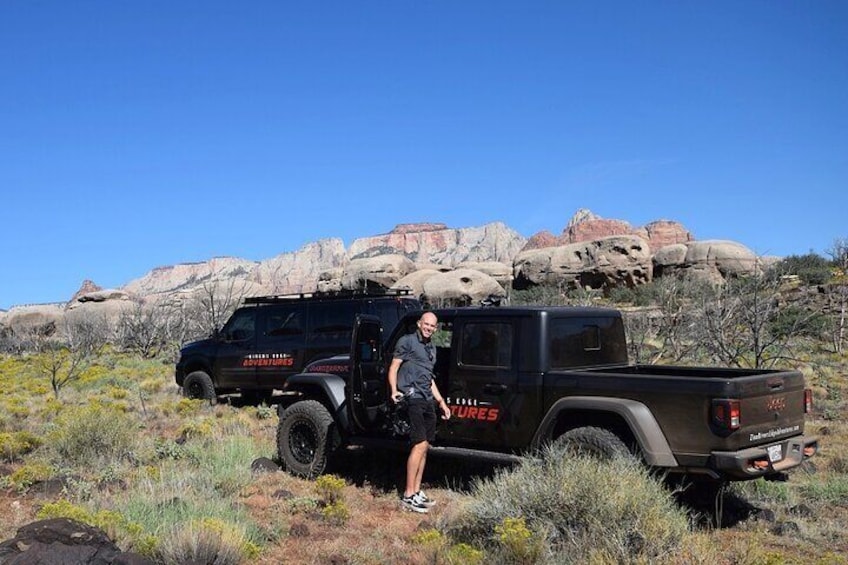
9, 461, 52, 489
314, 474, 346, 504
772, 253, 833, 286
321, 501, 350, 525
0, 430, 43, 462
511, 285, 569, 306
155, 517, 259, 565
608, 282, 657, 307
799, 475, 848, 504
444, 444, 689, 563
182, 432, 262, 496
731, 477, 794, 506
46, 404, 139, 467
116, 462, 264, 558
445, 543, 485, 565
494, 516, 545, 563
769, 306, 827, 340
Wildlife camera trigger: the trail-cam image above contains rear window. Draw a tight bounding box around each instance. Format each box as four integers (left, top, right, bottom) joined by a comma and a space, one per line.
549, 316, 627, 369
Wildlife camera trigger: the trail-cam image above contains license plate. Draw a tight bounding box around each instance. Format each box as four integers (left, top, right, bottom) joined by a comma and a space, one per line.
767, 444, 783, 463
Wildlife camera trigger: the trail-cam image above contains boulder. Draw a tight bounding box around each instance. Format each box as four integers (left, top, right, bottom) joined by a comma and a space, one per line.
683, 240, 760, 281
0, 304, 64, 337
0, 518, 153, 564
514, 235, 653, 290
341, 254, 416, 290
391, 269, 442, 298
75, 289, 131, 303
316, 267, 344, 293
413, 262, 452, 273
653, 240, 760, 283
422, 269, 506, 306
652, 244, 689, 278
455, 261, 513, 287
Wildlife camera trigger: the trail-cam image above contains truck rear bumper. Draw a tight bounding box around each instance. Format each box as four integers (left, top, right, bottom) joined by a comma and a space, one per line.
710, 435, 818, 480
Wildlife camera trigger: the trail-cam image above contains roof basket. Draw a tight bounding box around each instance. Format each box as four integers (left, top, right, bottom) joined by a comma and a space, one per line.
244, 288, 413, 304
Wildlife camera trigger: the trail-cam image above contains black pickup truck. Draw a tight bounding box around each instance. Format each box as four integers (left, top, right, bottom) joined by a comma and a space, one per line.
274, 306, 818, 482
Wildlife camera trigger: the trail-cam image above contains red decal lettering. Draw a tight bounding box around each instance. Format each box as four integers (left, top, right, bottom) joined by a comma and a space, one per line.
467, 407, 478, 419
477, 408, 488, 420
488, 408, 500, 421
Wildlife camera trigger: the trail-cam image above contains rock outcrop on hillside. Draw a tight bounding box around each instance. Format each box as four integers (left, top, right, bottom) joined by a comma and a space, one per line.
654, 240, 760, 283
252, 238, 347, 294
524, 209, 692, 253
0, 211, 764, 337
513, 235, 653, 290
348, 222, 526, 265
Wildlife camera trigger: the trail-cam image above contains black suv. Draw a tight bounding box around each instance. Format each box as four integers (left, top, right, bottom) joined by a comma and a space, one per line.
175, 289, 421, 402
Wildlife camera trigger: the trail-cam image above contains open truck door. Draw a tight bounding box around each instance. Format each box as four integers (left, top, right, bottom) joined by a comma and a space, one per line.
349, 314, 385, 432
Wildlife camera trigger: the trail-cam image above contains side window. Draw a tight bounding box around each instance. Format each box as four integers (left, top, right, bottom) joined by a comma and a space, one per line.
549, 317, 628, 369
264, 305, 305, 337
308, 301, 356, 339
459, 322, 512, 368
222, 309, 255, 342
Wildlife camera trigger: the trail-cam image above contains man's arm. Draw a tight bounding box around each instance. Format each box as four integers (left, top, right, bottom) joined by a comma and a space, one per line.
388, 358, 404, 402
431, 380, 451, 420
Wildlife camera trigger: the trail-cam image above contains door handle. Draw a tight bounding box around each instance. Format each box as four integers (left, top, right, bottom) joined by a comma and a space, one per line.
483, 383, 508, 395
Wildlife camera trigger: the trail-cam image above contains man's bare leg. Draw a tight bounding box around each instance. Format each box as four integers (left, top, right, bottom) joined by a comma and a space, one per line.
405, 441, 429, 497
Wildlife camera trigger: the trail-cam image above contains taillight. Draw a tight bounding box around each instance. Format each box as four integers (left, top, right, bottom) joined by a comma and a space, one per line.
804, 388, 812, 413
712, 399, 741, 431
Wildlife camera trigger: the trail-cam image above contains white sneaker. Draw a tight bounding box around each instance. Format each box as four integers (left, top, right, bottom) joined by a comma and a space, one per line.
401, 494, 429, 513
413, 491, 436, 508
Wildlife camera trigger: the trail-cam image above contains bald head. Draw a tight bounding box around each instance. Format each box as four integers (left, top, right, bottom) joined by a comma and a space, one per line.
417, 311, 438, 341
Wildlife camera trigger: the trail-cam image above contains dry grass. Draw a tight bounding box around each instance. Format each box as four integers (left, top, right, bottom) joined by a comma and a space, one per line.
0, 349, 845, 563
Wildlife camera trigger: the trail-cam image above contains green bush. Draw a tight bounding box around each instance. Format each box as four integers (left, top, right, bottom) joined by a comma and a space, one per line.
46, 404, 139, 467
156, 518, 258, 565
0, 430, 43, 462
445, 444, 689, 563
772, 253, 833, 286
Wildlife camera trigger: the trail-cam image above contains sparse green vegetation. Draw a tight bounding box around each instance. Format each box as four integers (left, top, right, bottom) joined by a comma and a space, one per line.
0, 260, 846, 563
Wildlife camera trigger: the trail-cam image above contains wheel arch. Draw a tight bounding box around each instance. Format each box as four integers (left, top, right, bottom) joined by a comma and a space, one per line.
280, 373, 350, 434
532, 396, 678, 467
177, 358, 213, 386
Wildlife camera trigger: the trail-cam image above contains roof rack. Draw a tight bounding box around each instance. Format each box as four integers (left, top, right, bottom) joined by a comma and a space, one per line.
244, 288, 413, 304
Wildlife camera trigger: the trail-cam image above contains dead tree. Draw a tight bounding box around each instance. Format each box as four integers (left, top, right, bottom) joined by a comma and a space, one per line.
689, 269, 820, 369
827, 238, 848, 354
32, 312, 109, 399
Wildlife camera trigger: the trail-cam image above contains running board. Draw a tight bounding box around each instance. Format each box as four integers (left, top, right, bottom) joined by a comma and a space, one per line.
346, 438, 524, 464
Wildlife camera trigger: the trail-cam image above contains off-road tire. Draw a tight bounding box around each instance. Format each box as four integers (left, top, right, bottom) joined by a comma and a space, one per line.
556, 426, 632, 460
183, 371, 217, 404
277, 400, 334, 479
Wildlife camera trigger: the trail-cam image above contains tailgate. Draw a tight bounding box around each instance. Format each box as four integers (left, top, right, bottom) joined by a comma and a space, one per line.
731, 371, 807, 450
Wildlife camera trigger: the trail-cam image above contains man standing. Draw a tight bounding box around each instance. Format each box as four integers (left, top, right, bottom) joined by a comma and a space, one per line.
388, 311, 451, 513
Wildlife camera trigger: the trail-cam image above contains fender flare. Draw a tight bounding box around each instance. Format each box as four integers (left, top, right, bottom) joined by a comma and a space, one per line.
281, 372, 349, 431
532, 396, 678, 467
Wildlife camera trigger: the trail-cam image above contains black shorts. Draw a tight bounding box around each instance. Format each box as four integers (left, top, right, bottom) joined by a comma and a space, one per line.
408, 398, 437, 444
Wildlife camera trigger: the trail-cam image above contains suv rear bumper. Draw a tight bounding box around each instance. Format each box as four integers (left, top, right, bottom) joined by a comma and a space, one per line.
710, 435, 818, 480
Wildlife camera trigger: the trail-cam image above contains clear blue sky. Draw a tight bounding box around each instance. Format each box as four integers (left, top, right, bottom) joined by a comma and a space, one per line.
2, 1, 846, 309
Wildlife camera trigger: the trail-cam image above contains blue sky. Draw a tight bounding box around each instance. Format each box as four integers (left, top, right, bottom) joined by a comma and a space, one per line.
2, 1, 846, 309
